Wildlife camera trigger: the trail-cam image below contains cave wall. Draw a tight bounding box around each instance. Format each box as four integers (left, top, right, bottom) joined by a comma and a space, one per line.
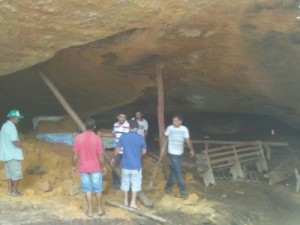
1, 0, 300, 129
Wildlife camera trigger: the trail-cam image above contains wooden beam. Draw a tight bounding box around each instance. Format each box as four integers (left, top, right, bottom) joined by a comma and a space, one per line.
156, 60, 169, 178
105, 200, 168, 223
192, 139, 288, 147
39, 71, 85, 131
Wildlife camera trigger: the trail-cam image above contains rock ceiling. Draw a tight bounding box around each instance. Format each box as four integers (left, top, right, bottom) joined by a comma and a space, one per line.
1, 0, 300, 128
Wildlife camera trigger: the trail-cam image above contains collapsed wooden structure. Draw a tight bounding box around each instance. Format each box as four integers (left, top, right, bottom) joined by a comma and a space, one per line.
194, 140, 289, 186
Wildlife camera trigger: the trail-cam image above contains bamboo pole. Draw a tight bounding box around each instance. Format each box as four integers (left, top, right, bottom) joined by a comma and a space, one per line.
39, 71, 85, 131
105, 200, 168, 223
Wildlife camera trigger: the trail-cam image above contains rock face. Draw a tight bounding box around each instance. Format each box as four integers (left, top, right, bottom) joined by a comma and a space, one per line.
1, 0, 300, 128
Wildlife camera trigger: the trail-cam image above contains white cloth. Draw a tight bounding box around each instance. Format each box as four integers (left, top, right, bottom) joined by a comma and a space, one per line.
165, 125, 190, 155
131, 118, 148, 137
32, 116, 64, 130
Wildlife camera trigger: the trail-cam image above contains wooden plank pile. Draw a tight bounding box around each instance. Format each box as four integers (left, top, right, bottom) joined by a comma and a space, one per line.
196, 141, 269, 186
264, 155, 299, 185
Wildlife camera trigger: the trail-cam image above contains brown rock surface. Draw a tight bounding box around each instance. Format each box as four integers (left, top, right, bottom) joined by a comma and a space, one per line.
1, 0, 300, 127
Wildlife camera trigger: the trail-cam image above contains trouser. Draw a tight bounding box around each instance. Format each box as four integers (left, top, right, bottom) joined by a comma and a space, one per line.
112, 153, 122, 187
165, 153, 186, 192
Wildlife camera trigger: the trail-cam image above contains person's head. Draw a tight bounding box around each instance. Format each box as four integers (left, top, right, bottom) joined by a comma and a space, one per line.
128, 119, 139, 132
172, 114, 183, 128
7, 109, 24, 124
117, 112, 127, 124
135, 111, 143, 120
85, 118, 96, 131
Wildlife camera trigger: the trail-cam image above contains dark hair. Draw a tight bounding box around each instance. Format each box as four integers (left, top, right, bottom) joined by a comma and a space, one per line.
172, 114, 183, 121
117, 112, 127, 117
85, 118, 96, 130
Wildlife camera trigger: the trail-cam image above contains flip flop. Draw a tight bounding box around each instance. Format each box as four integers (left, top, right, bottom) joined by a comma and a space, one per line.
85, 211, 93, 218
11, 192, 22, 197
129, 205, 139, 210
98, 210, 105, 217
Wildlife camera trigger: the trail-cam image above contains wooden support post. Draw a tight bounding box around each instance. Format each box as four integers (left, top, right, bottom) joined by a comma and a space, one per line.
39, 71, 154, 207
105, 200, 168, 223
156, 60, 169, 178
39, 71, 85, 131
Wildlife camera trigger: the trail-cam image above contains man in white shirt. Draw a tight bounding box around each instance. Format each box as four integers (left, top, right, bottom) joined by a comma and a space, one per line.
131, 111, 148, 138
164, 115, 195, 199
112, 113, 129, 188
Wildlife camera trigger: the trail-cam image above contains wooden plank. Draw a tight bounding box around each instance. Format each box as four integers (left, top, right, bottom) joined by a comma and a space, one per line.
264, 156, 298, 185
105, 200, 168, 223
263, 144, 271, 160
235, 146, 260, 153
192, 140, 288, 147
210, 157, 236, 165
208, 151, 235, 159
202, 145, 236, 153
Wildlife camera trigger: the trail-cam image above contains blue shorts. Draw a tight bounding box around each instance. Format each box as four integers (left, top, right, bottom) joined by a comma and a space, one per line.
80, 172, 103, 193
5, 160, 23, 181
121, 169, 142, 192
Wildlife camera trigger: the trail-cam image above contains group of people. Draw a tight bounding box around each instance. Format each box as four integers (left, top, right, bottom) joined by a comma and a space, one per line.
73, 111, 195, 217
0, 109, 195, 218
73, 111, 149, 217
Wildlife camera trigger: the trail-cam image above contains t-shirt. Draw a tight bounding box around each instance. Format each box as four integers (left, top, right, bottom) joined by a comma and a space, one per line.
131, 118, 148, 137
165, 125, 190, 155
73, 130, 104, 173
113, 121, 129, 154
0, 120, 23, 161
117, 131, 147, 170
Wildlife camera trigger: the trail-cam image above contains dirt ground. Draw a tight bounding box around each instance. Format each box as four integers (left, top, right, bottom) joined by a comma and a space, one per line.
1, 119, 300, 225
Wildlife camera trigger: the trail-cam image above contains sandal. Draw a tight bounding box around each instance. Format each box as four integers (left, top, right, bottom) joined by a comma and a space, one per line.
85, 211, 93, 218
11, 191, 22, 197
98, 210, 105, 217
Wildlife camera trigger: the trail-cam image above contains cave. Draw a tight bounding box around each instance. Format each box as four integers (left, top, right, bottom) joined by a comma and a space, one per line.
1, 1, 300, 225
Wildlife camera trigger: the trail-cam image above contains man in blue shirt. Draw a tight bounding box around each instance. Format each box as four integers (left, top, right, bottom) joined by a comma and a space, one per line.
0, 109, 24, 196
111, 120, 146, 208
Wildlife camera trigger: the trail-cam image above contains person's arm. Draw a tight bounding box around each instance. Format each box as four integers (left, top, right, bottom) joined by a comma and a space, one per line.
98, 154, 107, 175
144, 120, 149, 138
110, 147, 121, 166
141, 148, 147, 157
12, 140, 22, 149
72, 152, 78, 172
185, 138, 195, 157
98, 131, 114, 138
144, 129, 148, 138
97, 129, 115, 138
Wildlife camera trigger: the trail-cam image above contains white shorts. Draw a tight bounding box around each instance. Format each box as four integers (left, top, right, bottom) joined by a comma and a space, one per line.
121, 169, 142, 192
